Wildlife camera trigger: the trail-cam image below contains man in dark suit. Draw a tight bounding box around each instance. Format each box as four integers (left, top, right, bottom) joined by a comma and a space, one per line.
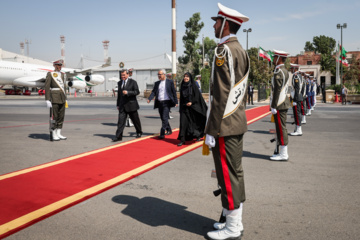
147, 69, 178, 139
247, 82, 254, 105
113, 69, 142, 142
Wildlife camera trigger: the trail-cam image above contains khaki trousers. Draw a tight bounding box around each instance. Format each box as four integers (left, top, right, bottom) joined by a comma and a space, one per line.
274, 110, 288, 146
52, 103, 65, 129
212, 134, 245, 210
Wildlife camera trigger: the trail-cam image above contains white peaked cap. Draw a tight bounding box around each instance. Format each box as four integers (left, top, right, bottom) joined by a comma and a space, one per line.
52, 59, 64, 65
211, 3, 249, 26
273, 49, 290, 57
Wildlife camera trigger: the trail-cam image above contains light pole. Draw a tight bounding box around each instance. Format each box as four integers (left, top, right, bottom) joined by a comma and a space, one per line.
202, 34, 205, 68
243, 28, 252, 51
337, 23, 347, 85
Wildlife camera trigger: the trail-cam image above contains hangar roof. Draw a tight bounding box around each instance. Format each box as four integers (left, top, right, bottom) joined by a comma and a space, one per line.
95, 53, 173, 72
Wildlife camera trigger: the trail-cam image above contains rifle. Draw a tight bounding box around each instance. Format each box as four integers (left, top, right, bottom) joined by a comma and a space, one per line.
269, 128, 279, 155
49, 107, 55, 141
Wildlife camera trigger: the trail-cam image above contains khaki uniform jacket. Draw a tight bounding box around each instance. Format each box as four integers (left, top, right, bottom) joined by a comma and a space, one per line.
271, 66, 290, 110
45, 72, 66, 104
205, 37, 248, 137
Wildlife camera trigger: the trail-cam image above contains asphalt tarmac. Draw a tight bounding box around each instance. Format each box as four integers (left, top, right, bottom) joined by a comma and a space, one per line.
0, 96, 359, 240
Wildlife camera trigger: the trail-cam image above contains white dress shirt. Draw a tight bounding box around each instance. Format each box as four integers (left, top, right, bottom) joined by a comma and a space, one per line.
122, 78, 128, 89
158, 80, 169, 101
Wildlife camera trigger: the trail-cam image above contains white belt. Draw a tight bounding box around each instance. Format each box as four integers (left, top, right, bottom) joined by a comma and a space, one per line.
50, 88, 60, 91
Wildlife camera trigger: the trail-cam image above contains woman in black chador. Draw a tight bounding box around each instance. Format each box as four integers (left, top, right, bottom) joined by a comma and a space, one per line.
177, 72, 208, 146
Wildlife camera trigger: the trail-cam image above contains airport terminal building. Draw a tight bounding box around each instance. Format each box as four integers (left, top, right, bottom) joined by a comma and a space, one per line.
91, 53, 173, 96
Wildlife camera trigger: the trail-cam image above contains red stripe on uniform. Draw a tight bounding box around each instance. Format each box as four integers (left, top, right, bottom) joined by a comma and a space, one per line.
294, 105, 299, 125
219, 137, 234, 210
276, 113, 285, 145
301, 102, 305, 115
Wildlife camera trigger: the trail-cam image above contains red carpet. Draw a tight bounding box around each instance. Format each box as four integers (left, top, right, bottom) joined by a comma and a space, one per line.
0, 105, 270, 238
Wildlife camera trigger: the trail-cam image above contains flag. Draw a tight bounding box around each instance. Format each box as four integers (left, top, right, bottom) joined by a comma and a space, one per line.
259, 47, 273, 62
267, 50, 274, 62
337, 44, 349, 67
338, 44, 348, 61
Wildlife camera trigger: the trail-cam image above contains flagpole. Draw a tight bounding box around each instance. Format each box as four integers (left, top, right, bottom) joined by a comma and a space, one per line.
336, 43, 340, 85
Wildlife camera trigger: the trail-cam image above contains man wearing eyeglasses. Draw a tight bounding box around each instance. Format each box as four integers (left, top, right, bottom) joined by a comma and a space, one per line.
147, 69, 178, 139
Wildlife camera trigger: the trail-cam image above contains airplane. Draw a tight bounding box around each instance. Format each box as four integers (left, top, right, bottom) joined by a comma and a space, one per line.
0, 58, 111, 95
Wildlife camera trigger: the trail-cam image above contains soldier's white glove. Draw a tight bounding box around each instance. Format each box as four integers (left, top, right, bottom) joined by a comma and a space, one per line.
205, 134, 216, 148
271, 108, 277, 115
46, 100, 52, 108
293, 102, 297, 106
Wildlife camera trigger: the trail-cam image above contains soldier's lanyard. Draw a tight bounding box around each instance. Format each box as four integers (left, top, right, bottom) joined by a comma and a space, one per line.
51, 72, 65, 94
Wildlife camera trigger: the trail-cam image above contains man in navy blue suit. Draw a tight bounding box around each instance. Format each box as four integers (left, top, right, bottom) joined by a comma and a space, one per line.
147, 69, 178, 139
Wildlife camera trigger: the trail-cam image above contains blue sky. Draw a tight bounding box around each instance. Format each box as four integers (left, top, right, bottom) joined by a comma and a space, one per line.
1, 0, 359, 68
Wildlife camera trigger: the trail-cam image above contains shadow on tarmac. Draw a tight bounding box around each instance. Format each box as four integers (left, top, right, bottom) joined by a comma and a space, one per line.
144, 116, 161, 119
112, 195, 213, 237
243, 151, 271, 161
101, 122, 117, 127
93, 134, 114, 140
28, 133, 50, 141
247, 130, 272, 135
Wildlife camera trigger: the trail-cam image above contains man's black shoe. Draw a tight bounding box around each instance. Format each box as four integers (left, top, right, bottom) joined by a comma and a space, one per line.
136, 133, 142, 138
196, 137, 201, 142
158, 135, 165, 139
166, 130, 172, 135
177, 141, 185, 146
112, 137, 122, 142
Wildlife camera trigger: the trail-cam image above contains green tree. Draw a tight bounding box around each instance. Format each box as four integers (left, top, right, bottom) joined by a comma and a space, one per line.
200, 66, 211, 93
247, 47, 273, 87
178, 13, 204, 65
305, 35, 337, 75
304, 35, 336, 55
199, 37, 217, 67
320, 54, 336, 76
304, 41, 315, 52
344, 56, 360, 90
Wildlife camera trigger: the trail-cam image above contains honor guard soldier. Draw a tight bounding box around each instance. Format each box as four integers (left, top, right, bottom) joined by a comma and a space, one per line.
45, 59, 67, 141
305, 74, 312, 116
269, 50, 291, 161
311, 77, 316, 110
205, 3, 250, 239
300, 71, 307, 124
289, 70, 303, 136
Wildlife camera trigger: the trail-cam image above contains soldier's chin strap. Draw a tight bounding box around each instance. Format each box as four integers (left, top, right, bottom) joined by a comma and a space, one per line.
275, 56, 280, 69
218, 17, 227, 41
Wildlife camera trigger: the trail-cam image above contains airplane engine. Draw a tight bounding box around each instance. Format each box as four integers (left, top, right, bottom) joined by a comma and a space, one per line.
85, 74, 105, 85
67, 80, 86, 90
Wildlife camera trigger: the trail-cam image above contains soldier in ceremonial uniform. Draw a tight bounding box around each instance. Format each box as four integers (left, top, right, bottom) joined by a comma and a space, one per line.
45, 59, 67, 141
311, 77, 316, 110
289, 70, 303, 136
305, 75, 312, 116
300, 71, 307, 124
269, 50, 291, 161
204, 3, 250, 240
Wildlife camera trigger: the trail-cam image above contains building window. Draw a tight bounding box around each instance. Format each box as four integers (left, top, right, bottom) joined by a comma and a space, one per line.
307, 61, 312, 65
331, 76, 336, 85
